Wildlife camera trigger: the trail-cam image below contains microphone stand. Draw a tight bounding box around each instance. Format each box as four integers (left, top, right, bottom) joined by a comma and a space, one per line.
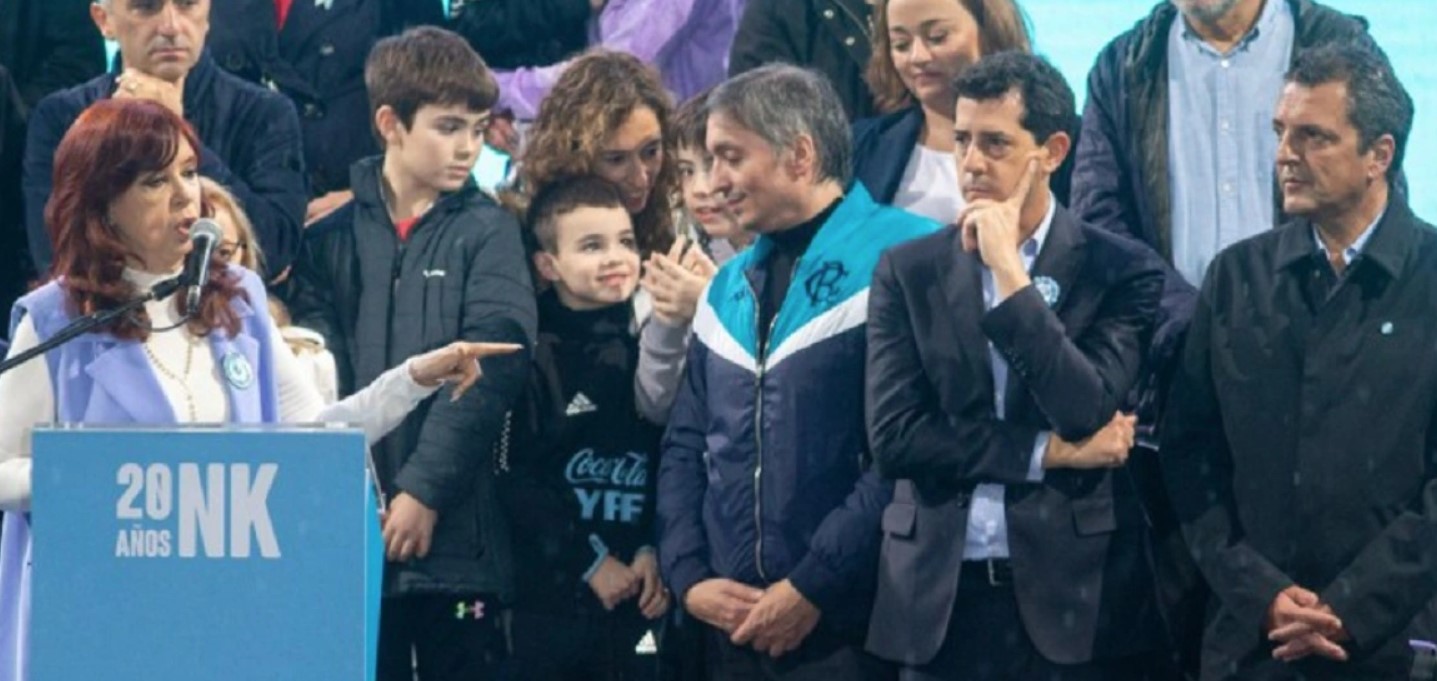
0, 276, 185, 378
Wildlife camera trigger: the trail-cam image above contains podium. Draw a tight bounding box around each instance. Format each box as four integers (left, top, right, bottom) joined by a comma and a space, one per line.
27, 426, 383, 681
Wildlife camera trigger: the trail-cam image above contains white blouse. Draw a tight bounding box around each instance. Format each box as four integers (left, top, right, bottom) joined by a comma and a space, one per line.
0, 268, 437, 512
892, 143, 965, 226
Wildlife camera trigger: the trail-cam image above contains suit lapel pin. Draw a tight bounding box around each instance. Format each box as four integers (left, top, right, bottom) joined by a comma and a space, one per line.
1381, 321, 1395, 336
316, 0, 334, 10
1034, 276, 1061, 308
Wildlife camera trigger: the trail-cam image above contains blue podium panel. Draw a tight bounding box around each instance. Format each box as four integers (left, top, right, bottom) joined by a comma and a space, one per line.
28, 427, 382, 681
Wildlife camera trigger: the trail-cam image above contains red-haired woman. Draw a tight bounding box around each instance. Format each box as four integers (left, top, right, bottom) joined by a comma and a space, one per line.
0, 100, 518, 681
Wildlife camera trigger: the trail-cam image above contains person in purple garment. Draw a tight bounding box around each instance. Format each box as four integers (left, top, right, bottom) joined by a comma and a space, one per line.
492, 0, 743, 121
0, 99, 517, 681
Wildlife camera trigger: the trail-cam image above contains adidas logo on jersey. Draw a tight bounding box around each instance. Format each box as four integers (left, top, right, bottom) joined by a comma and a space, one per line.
565, 392, 598, 417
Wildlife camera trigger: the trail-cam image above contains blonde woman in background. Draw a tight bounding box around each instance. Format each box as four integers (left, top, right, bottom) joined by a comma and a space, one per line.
203, 178, 339, 404
852, 0, 1033, 225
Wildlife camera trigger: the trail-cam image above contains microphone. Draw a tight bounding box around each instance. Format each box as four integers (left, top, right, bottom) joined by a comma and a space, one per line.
182, 218, 223, 312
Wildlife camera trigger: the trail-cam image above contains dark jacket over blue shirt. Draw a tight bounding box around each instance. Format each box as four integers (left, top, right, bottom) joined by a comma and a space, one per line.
22, 52, 307, 279
1070, 0, 1371, 262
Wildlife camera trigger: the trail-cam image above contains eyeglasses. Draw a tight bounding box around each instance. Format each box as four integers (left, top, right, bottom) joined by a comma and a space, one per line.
217, 240, 247, 262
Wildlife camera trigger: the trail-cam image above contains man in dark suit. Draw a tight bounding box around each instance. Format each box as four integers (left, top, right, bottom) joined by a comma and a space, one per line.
23, 0, 307, 281
864, 52, 1169, 680
1162, 42, 1436, 680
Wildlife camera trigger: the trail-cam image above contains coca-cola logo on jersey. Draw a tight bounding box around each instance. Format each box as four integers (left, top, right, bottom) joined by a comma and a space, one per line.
564, 449, 649, 523
564, 449, 648, 487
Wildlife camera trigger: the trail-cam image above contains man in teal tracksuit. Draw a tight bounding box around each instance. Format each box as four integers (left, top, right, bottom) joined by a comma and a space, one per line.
657, 63, 938, 679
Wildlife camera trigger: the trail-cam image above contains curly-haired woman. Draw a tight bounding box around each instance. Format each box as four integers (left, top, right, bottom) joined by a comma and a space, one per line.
513, 49, 678, 260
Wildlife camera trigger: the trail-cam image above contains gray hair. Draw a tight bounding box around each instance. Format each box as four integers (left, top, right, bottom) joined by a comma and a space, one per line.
707, 64, 852, 186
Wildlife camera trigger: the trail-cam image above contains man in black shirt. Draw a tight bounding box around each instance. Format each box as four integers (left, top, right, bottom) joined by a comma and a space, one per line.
1163, 42, 1434, 680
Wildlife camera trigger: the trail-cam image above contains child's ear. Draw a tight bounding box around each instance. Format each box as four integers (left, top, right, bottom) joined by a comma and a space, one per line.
375, 105, 403, 147
532, 250, 562, 283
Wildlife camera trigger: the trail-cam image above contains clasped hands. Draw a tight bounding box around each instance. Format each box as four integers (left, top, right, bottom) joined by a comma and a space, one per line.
1266, 585, 1350, 663
686, 578, 820, 658
587, 551, 672, 620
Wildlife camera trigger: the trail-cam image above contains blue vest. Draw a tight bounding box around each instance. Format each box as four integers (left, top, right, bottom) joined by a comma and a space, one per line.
0, 268, 280, 681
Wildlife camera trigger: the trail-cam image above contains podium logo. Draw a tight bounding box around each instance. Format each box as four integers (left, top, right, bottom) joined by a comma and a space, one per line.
115, 462, 282, 559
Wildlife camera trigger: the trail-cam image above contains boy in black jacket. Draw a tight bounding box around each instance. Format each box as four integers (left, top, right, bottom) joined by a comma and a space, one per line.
286, 27, 535, 681
504, 176, 669, 680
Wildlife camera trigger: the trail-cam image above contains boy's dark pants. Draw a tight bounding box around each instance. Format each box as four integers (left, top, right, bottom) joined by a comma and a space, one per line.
377, 593, 505, 681
508, 608, 654, 681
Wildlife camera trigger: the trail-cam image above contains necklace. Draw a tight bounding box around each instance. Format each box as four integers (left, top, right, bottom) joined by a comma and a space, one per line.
142, 335, 198, 422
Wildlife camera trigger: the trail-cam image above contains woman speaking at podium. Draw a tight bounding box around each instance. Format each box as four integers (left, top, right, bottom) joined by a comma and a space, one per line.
0, 99, 518, 681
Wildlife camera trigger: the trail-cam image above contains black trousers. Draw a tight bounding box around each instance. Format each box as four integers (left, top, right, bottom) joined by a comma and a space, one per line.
507, 608, 655, 681
901, 576, 1152, 681
377, 594, 505, 681
707, 626, 895, 681
657, 611, 711, 681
